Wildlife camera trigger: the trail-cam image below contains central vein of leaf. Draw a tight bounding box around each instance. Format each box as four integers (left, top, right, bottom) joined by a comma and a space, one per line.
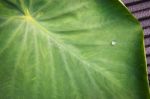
23, 9, 33, 21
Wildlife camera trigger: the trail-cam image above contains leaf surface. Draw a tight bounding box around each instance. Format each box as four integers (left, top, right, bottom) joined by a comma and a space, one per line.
0, 0, 149, 99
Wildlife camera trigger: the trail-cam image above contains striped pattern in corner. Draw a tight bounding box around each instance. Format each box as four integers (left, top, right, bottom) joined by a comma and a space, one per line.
122, 0, 150, 82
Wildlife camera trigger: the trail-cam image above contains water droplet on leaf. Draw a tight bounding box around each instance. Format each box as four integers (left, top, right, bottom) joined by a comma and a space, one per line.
111, 41, 116, 46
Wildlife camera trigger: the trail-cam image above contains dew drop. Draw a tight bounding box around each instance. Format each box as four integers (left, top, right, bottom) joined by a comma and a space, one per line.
111, 41, 116, 46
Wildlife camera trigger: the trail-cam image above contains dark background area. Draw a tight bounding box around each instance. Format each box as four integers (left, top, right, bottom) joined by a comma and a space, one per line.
122, 0, 150, 83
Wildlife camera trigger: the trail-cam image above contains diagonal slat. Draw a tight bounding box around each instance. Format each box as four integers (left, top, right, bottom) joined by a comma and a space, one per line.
123, 0, 141, 4
141, 19, 150, 28
128, 1, 150, 12
133, 9, 150, 20
147, 57, 150, 65
144, 27, 150, 36
146, 47, 150, 56
145, 38, 150, 47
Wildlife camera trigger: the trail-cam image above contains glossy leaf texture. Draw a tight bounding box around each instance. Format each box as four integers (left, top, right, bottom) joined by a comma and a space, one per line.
0, 0, 149, 99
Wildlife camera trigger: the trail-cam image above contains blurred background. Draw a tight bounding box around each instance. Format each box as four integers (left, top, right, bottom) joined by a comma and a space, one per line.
122, 0, 150, 83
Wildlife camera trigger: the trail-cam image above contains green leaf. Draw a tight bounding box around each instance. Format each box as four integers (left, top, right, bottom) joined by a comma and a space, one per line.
0, 0, 149, 99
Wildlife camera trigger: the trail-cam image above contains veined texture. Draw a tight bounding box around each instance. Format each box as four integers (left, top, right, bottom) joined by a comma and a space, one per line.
0, 0, 149, 99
